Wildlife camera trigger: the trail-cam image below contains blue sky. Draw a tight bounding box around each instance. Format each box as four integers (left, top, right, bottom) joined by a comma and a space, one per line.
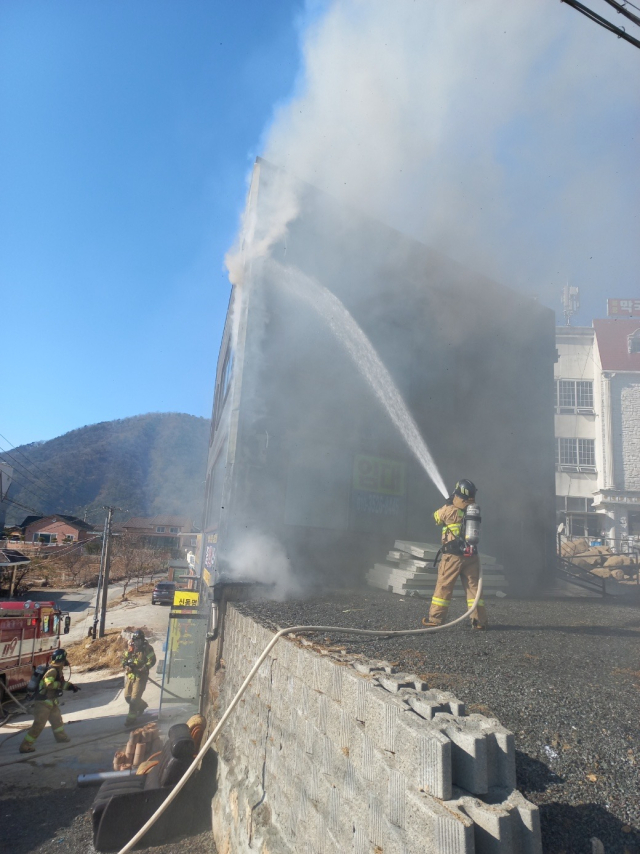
2, 0, 638, 449
1, 0, 308, 446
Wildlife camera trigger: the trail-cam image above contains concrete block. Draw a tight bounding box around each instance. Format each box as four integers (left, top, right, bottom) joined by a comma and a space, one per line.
504, 789, 542, 854
378, 673, 424, 693
433, 713, 489, 794
394, 712, 452, 800
405, 789, 474, 854
364, 685, 410, 754
467, 715, 516, 790
341, 666, 372, 724
388, 768, 407, 829
405, 689, 465, 719
457, 796, 514, 854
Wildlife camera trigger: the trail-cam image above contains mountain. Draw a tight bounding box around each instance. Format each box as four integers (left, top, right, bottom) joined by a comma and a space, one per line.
1, 413, 210, 528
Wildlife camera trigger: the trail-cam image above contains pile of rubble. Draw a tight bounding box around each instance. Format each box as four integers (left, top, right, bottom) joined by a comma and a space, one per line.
365, 540, 507, 597
561, 538, 638, 581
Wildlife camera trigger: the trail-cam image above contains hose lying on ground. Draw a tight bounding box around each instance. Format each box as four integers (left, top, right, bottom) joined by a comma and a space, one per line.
116, 575, 483, 854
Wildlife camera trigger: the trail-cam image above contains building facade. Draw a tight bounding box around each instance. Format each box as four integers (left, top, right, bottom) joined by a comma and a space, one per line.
555, 318, 640, 546
201, 159, 557, 593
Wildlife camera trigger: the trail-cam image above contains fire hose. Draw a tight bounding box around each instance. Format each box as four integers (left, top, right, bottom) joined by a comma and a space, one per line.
115, 573, 483, 854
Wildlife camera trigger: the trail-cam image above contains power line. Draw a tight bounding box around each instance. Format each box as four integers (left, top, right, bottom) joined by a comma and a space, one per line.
561, 0, 640, 49
0, 443, 64, 504
0, 432, 71, 499
600, 0, 640, 28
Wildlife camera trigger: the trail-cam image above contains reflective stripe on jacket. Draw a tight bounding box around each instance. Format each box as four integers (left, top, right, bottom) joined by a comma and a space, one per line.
37, 665, 70, 703
434, 504, 465, 546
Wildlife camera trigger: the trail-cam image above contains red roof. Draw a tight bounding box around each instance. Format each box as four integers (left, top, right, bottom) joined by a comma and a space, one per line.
593, 318, 640, 372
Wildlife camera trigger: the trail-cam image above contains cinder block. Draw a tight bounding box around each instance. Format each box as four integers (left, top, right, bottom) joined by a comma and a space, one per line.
467, 715, 516, 790
394, 712, 452, 800
388, 768, 407, 829
433, 713, 489, 794
341, 667, 373, 724
457, 796, 514, 854
405, 789, 474, 854
364, 686, 410, 754
377, 673, 422, 693
504, 789, 542, 854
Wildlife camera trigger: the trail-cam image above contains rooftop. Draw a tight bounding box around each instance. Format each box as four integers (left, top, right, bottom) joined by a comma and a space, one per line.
593, 317, 640, 372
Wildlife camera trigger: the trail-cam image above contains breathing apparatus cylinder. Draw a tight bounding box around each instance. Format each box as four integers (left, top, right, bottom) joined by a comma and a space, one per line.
464, 503, 481, 554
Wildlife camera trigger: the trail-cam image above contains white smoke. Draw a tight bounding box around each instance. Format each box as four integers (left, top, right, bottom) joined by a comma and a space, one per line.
226, 531, 303, 600
230, 0, 639, 316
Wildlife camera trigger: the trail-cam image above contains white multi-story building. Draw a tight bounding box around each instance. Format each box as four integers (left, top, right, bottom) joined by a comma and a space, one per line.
555, 318, 640, 546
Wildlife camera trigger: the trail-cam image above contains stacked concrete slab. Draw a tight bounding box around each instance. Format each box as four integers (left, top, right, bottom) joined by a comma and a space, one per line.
366, 541, 508, 598
211, 605, 540, 854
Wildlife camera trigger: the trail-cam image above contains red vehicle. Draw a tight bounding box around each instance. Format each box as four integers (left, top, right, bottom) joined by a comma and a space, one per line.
0, 601, 70, 693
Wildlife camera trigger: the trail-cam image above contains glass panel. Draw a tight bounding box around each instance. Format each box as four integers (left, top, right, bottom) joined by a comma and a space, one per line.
559, 438, 577, 465
558, 380, 576, 408
576, 381, 593, 408
556, 495, 566, 512
567, 496, 586, 512
578, 439, 595, 467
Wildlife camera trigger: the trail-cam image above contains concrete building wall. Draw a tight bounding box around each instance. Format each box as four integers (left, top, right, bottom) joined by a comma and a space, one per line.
204, 161, 557, 592
208, 604, 542, 854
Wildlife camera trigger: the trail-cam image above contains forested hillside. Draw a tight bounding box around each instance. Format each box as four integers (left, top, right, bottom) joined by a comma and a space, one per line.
2, 413, 210, 527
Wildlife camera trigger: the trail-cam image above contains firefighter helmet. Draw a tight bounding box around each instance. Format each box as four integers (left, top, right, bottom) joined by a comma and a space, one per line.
51, 648, 68, 664
132, 629, 145, 642
454, 479, 477, 500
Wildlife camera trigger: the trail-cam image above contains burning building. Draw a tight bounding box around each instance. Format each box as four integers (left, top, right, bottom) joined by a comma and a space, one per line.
201, 159, 556, 595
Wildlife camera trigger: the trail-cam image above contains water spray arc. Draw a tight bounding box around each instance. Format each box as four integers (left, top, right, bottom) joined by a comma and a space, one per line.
269, 259, 449, 499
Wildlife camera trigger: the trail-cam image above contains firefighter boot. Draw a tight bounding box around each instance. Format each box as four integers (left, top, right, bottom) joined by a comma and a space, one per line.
19, 740, 36, 754
54, 730, 71, 743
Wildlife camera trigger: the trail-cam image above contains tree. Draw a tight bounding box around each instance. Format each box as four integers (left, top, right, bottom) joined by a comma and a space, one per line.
112, 534, 167, 599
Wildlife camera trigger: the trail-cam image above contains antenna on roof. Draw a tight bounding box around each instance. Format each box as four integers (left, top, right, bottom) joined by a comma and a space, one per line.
561, 283, 580, 326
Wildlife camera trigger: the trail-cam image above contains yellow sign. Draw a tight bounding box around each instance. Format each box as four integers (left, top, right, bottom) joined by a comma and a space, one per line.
173, 590, 200, 607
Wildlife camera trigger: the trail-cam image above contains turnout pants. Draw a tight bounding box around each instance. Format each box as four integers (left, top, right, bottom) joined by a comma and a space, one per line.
428, 553, 487, 627
124, 675, 148, 721
22, 700, 67, 745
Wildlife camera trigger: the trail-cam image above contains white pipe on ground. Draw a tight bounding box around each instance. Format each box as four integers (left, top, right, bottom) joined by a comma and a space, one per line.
116, 575, 483, 854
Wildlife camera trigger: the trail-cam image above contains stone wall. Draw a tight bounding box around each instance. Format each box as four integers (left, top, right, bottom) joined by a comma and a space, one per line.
210, 605, 542, 854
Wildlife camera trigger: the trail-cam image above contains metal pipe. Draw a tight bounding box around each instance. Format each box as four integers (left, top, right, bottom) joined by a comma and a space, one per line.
77, 770, 134, 787
116, 576, 483, 854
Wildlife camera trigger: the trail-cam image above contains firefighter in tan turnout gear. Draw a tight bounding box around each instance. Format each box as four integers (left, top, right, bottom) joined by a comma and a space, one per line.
19, 648, 80, 753
422, 479, 487, 630
122, 628, 156, 726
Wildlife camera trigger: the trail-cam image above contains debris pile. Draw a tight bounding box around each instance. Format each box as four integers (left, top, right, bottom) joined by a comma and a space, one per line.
113, 722, 162, 770
561, 538, 638, 581
366, 540, 507, 597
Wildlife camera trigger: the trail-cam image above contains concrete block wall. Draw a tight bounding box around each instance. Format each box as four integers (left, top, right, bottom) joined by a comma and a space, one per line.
211, 606, 542, 854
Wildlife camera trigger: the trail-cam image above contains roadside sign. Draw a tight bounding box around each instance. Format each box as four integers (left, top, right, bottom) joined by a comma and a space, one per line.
173, 590, 200, 607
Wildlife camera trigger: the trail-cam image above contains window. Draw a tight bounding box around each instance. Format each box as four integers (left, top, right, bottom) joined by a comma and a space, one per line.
555, 379, 594, 412
169, 527, 179, 534
628, 330, 640, 354
213, 343, 234, 428
576, 381, 593, 409
33, 532, 57, 543
156, 526, 165, 533
555, 438, 596, 469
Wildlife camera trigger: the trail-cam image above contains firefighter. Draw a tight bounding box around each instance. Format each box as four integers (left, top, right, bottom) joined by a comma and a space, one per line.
122, 628, 156, 726
422, 479, 487, 630
19, 648, 80, 753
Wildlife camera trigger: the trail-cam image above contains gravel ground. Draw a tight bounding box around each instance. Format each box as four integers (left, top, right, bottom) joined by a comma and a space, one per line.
0, 781, 217, 854
237, 591, 640, 854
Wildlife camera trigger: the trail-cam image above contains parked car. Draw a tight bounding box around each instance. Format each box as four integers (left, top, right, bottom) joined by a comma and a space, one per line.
152, 581, 176, 605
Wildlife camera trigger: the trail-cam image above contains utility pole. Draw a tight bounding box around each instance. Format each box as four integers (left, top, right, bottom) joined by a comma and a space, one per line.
91, 506, 120, 639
